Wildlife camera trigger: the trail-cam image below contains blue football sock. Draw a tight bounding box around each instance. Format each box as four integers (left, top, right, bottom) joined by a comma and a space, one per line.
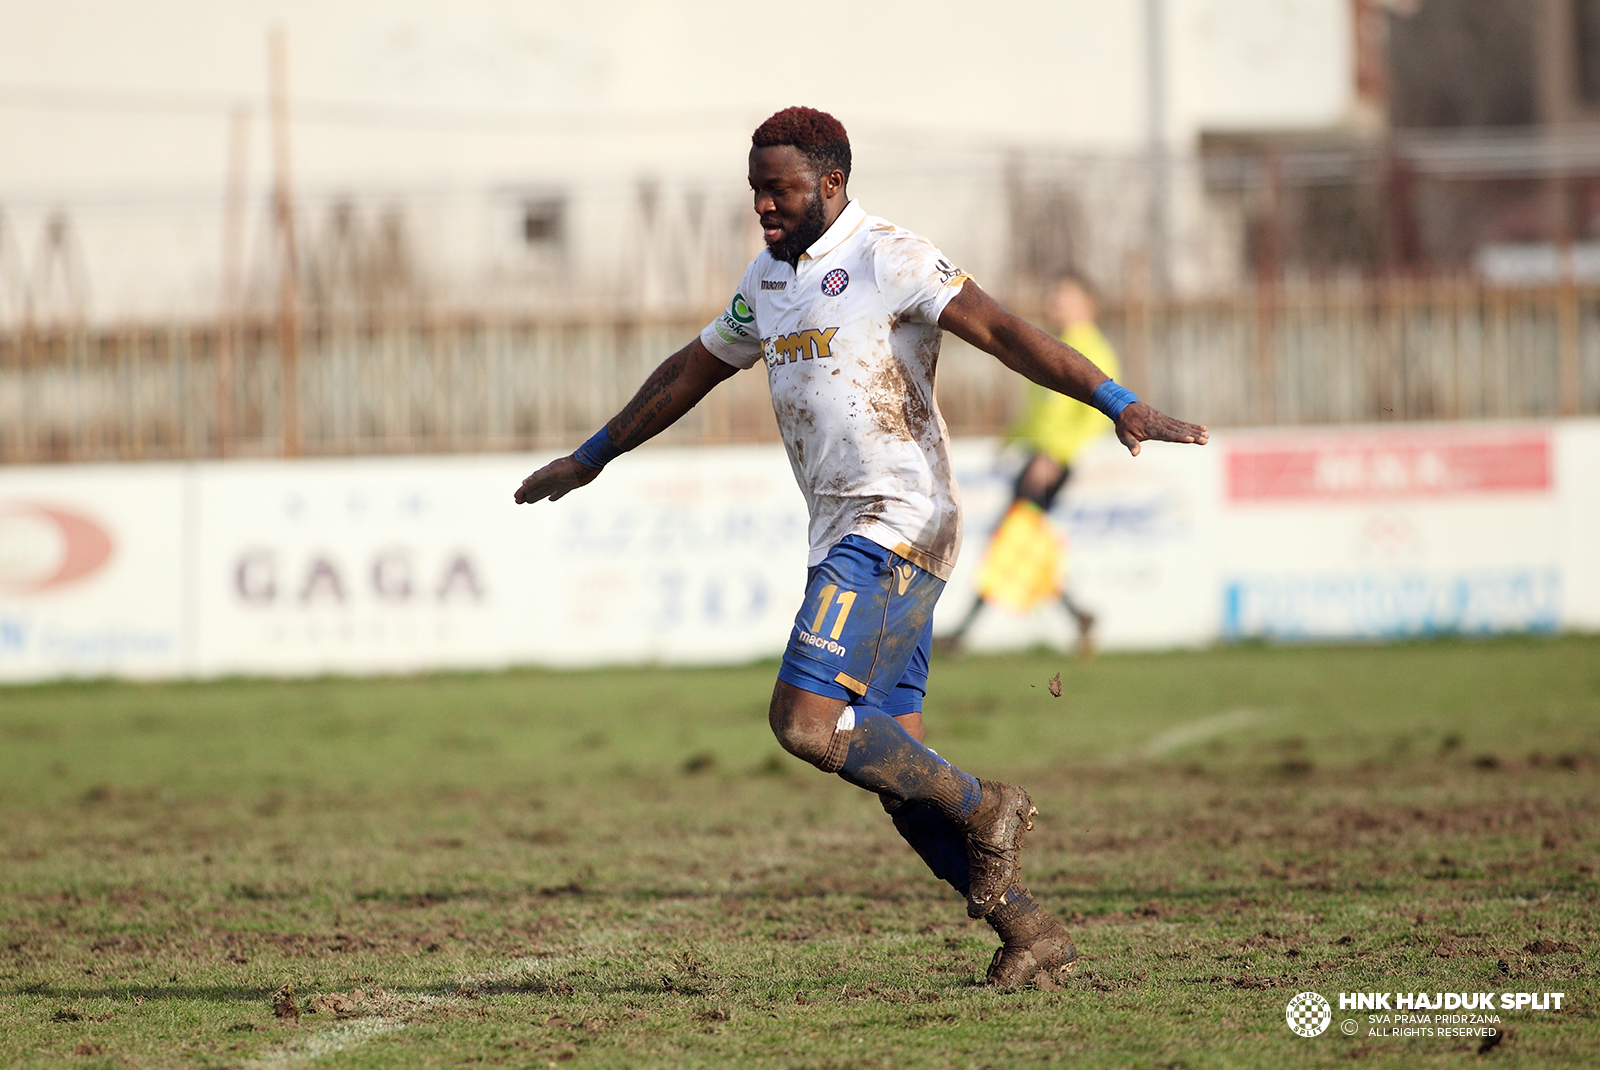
823, 705, 982, 824
883, 797, 970, 895
882, 796, 1042, 933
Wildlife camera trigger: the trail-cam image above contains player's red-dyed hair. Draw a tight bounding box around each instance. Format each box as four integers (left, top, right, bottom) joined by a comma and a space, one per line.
752, 107, 851, 182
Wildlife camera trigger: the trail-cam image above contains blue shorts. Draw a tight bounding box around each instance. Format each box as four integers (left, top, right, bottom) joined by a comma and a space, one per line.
776, 535, 943, 717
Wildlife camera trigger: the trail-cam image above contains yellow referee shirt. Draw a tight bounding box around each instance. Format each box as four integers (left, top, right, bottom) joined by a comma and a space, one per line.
1005, 321, 1122, 467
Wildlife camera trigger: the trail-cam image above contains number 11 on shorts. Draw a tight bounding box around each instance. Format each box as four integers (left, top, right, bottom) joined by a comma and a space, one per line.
809, 584, 858, 640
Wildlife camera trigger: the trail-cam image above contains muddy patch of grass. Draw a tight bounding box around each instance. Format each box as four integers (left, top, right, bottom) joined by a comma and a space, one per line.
0, 638, 1597, 1067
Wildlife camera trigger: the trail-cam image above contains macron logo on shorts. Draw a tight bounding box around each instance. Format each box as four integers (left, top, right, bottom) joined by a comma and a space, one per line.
894, 564, 916, 595
797, 630, 846, 657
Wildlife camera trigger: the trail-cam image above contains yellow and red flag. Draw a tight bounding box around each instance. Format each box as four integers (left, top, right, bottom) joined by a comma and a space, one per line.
974, 501, 1068, 612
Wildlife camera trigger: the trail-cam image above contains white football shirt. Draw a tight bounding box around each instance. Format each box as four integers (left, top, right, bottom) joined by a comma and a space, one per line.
700, 200, 972, 579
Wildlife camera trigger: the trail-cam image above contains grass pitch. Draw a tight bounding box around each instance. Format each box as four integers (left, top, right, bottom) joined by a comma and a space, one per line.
1, 636, 1597, 1069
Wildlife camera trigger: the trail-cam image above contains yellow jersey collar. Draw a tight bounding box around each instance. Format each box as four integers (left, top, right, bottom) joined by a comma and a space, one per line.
799, 199, 866, 261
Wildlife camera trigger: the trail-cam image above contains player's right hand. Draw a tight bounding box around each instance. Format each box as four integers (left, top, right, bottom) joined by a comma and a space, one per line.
513, 455, 602, 504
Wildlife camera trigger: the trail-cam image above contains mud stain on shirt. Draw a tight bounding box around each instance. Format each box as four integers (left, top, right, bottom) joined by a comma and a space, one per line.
861, 340, 937, 445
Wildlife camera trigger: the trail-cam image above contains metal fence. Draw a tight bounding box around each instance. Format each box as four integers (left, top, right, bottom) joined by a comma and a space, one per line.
1110, 278, 1596, 428
3, 280, 1597, 464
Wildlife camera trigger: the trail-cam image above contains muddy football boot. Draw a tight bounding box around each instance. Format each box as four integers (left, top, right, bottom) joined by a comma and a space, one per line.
986, 909, 1078, 990
960, 780, 1036, 918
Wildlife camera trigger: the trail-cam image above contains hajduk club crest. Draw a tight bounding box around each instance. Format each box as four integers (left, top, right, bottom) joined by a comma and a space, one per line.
821, 269, 849, 296
1285, 992, 1332, 1037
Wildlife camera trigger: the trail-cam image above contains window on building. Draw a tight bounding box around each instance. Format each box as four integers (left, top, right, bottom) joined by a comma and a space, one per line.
522, 199, 564, 246
1387, 0, 1537, 128
1577, 0, 1600, 104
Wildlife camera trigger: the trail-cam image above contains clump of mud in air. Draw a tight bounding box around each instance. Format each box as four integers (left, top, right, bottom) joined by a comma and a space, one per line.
1048, 673, 1062, 698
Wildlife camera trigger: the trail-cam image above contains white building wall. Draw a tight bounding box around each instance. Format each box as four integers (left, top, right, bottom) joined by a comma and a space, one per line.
0, 0, 1356, 320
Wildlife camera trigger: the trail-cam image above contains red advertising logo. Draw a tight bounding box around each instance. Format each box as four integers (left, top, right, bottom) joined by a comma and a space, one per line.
1228, 430, 1552, 502
0, 503, 116, 594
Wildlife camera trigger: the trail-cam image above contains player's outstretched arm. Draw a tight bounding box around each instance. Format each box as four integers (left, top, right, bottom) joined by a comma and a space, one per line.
513, 337, 738, 504
938, 281, 1208, 456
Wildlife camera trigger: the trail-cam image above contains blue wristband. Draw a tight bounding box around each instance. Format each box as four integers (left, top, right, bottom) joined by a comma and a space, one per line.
1089, 380, 1139, 421
572, 426, 622, 470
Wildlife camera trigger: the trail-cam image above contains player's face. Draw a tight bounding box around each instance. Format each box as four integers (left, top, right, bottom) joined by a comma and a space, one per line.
749, 146, 842, 260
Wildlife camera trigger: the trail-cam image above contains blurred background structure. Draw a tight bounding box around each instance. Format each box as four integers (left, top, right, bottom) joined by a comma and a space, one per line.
3, 0, 1600, 461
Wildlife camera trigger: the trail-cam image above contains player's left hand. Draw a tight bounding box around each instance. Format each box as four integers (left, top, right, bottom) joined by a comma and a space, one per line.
513, 455, 601, 504
1114, 402, 1209, 457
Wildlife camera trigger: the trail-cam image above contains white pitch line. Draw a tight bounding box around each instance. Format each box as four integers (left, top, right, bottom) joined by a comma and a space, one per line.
242, 1018, 408, 1070
463, 953, 574, 987
1141, 708, 1261, 758
239, 953, 578, 1068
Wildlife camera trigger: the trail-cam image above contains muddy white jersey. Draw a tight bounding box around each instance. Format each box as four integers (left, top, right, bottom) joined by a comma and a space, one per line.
700, 199, 971, 579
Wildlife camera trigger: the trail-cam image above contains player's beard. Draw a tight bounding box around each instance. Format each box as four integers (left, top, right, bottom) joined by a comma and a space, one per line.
768, 182, 829, 266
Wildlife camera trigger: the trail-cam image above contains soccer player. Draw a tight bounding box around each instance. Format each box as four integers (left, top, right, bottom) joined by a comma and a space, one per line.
514, 107, 1208, 989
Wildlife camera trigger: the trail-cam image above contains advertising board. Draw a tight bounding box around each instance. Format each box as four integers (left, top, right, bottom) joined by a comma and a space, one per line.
1, 419, 1595, 682
1556, 420, 1600, 632
0, 464, 188, 681
1220, 424, 1564, 640
190, 448, 813, 674
191, 455, 542, 676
